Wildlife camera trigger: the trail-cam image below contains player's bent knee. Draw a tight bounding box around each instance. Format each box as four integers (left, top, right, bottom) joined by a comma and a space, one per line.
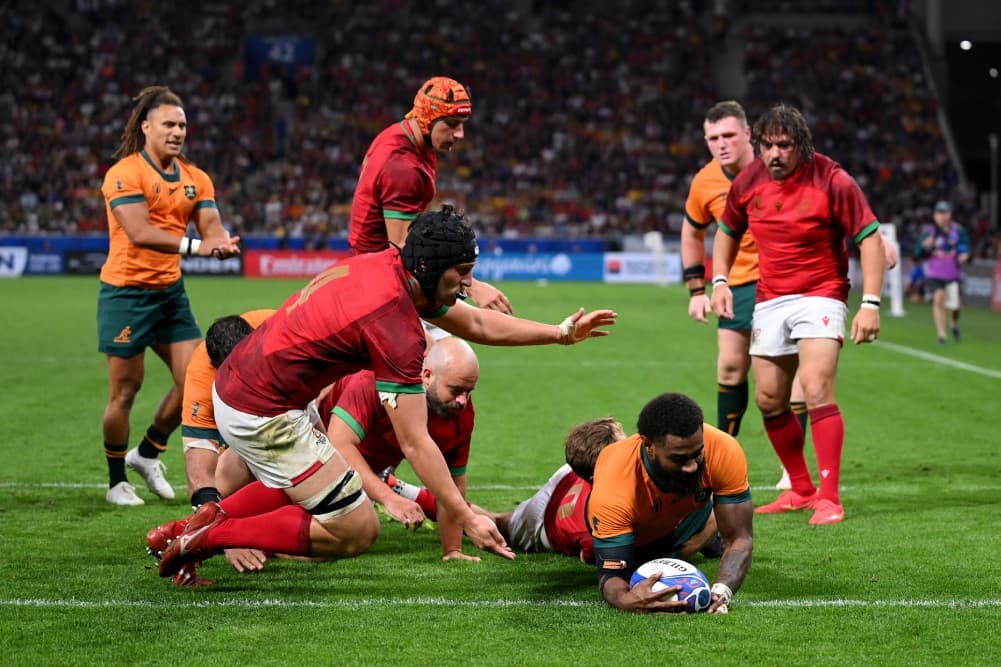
313, 498, 380, 559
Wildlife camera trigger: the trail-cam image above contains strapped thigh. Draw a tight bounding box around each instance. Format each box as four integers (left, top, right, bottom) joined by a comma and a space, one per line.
299, 469, 367, 522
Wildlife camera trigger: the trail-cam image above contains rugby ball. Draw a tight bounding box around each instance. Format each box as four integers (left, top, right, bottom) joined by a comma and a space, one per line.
629, 557, 712, 613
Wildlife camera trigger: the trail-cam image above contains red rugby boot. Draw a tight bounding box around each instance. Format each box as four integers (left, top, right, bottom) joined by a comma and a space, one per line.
158, 502, 228, 578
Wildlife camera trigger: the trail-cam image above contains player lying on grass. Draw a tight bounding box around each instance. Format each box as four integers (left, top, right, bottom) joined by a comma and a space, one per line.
384, 417, 624, 563
145, 205, 617, 586
586, 393, 753, 614
386, 415, 726, 564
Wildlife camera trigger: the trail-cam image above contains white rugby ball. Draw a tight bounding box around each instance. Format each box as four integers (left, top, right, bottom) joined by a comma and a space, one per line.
629, 557, 712, 613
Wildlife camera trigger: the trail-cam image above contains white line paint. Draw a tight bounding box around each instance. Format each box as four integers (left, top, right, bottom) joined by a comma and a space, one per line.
0, 482, 884, 494
2, 482, 996, 494
877, 341, 1001, 380
3, 597, 1000, 610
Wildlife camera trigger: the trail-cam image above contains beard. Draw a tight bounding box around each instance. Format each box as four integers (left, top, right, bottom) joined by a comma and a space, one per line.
426, 391, 462, 419
651, 458, 707, 498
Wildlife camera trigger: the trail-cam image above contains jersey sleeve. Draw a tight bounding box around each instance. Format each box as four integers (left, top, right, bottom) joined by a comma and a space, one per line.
720, 176, 749, 238
684, 190, 712, 230
704, 425, 752, 504
829, 169, 879, 244
362, 298, 426, 394
587, 460, 639, 578
328, 372, 382, 440
191, 166, 218, 212
102, 160, 147, 210
379, 156, 432, 219
684, 169, 716, 230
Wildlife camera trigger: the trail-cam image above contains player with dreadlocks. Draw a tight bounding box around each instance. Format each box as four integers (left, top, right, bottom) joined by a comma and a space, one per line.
98, 85, 241, 507
348, 76, 513, 316
148, 206, 617, 586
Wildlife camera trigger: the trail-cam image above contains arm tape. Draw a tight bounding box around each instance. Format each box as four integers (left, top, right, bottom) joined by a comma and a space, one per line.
682, 264, 705, 282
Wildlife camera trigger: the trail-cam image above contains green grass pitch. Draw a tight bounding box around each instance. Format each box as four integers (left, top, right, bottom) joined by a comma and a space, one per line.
1, 276, 999, 666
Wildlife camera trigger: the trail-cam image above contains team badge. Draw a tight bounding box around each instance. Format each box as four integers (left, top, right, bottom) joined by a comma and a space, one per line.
184, 185, 196, 200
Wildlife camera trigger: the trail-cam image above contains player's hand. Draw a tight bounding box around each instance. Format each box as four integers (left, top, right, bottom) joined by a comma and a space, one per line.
557, 307, 618, 344
850, 307, 881, 345
224, 548, 268, 573
707, 583, 732, 614
467, 279, 513, 315
202, 234, 242, 259
462, 514, 515, 560
688, 294, 711, 323
442, 549, 481, 562
628, 573, 688, 613
710, 284, 734, 320
380, 495, 426, 531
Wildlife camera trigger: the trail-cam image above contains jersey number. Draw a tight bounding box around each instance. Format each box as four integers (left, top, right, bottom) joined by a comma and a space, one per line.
287, 265, 349, 313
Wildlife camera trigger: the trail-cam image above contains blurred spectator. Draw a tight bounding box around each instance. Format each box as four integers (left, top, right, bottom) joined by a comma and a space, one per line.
0, 0, 977, 248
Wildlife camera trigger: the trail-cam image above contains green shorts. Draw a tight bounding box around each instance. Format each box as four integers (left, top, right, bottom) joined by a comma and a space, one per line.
719, 281, 756, 331
97, 280, 202, 357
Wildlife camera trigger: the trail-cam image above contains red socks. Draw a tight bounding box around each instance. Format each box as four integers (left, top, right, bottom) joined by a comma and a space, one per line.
415, 489, 438, 522
205, 505, 312, 556
808, 404, 844, 504
220, 481, 291, 517
763, 410, 816, 496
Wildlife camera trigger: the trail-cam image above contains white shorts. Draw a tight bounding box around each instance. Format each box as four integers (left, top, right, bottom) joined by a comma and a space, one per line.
507, 464, 572, 552
750, 295, 847, 357
212, 385, 335, 488
944, 281, 961, 310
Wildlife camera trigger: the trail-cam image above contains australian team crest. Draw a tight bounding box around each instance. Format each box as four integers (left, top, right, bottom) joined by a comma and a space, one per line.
184, 185, 196, 200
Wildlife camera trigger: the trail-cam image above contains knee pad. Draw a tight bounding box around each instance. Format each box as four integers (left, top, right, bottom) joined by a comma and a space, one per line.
300, 469, 367, 522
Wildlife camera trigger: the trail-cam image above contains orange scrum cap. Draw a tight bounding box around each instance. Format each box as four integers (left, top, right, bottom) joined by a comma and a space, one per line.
405, 77, 472, 136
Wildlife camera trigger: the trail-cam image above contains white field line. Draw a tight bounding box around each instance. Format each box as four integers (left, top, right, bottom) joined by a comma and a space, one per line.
3, 597, 1000, 610
1, 482, 996, 494
0, 482, 944, 494
876, 341, 1001, 380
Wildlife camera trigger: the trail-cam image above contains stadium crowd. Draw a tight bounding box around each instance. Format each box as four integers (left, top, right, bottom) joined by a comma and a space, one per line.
0, 0, 981, 254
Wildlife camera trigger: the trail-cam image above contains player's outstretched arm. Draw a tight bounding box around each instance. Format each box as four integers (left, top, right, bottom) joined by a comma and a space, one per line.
431, 301, 616, 346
